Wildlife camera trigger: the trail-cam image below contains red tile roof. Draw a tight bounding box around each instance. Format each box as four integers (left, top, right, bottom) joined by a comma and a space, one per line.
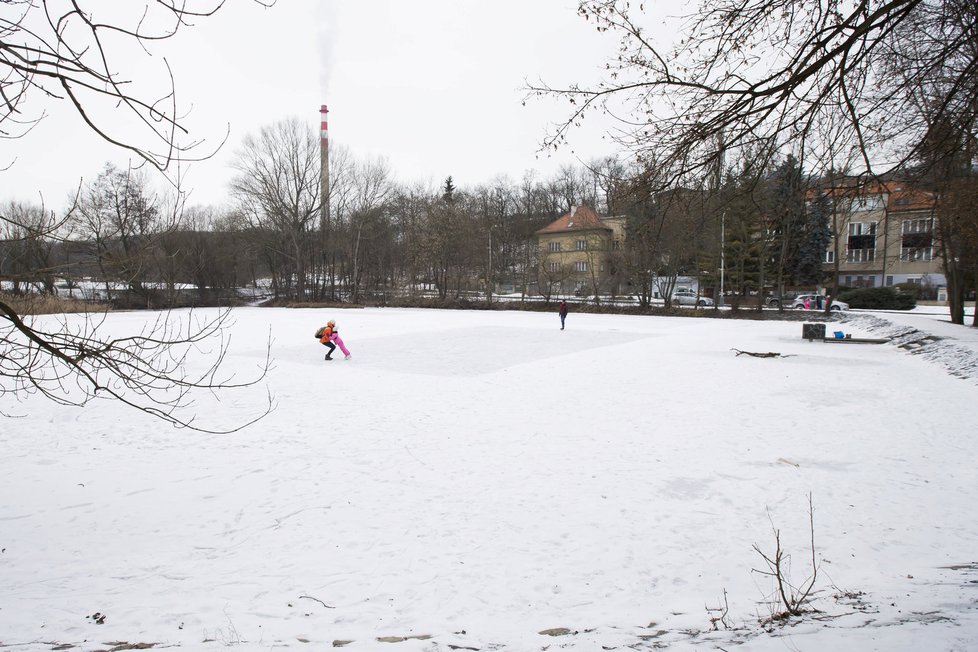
535, 205, 610, 235
809, 180, 937, 212
886, 187, 936, 212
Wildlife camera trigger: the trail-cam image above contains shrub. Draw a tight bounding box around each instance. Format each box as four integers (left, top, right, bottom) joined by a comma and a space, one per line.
0, 292, 108, 315
837, 287, 915, 310
893, 282, 922, 300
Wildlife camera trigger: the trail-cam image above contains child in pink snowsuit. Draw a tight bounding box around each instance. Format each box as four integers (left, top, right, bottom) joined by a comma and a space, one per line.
328, 323, 351, 360
319, 319, 352, 361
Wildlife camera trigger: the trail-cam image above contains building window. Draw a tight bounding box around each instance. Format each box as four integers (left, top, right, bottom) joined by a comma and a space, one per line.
576, 239, 587, 251
548, 241, 561, 252
846, 221, 876, 262
846, 247, 875, 262
901, 218, 933, 261
547, 262, 560, 273
849, 195, 884, 212
903, 218, 931, 234
849, 221, 877, 236
848, 275, 876, 288
824, 250, 835, 264
901, 247, 933, 262
886, 275, 894, 286
575, 261, 588, 272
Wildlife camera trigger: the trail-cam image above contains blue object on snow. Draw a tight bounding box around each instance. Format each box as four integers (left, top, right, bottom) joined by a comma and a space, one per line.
834, 331, 845, 339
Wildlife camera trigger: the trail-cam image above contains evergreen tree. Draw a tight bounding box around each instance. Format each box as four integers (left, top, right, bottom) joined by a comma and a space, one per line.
767, 155, 806, 293
794, 191, 831, 286
442, 176, 456, 203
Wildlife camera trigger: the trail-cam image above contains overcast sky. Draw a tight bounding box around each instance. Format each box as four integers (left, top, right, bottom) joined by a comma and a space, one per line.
2, 0, 678, 210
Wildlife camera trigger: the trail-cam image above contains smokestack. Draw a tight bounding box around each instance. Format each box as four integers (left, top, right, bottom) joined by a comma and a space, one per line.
320, 104, 330, 224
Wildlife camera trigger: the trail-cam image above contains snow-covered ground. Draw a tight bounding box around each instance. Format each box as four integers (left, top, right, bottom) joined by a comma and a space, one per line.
1, 306, 976, 651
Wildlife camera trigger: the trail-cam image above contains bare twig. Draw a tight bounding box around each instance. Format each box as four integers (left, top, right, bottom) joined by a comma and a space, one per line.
751, 494, 820, 621
0, 300, 274, 434
731, 348, 795, 358
706, 588, 731, 630
298, 595, 335, 609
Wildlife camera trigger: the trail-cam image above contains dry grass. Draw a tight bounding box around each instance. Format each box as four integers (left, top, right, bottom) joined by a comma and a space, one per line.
0, 292, 110, 315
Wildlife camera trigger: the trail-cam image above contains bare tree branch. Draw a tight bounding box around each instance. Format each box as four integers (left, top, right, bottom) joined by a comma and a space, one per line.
0, 295, 273, 433
1, 0, 274, 170
529, 0, 976, 189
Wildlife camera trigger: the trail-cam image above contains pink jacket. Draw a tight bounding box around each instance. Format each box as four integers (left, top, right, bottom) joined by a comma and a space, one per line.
328, 332, 351, 356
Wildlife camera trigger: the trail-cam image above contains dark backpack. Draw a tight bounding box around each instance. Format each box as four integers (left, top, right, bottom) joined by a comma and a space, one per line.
314, 326, 326, 339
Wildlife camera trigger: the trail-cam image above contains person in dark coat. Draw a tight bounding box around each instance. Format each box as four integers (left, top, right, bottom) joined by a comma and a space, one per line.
319, 320, 337, 360
558, 300, 568, 330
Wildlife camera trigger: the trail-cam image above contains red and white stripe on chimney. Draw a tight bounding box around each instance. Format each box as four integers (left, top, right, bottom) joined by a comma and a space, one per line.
320, 104, 329, 148
320, 104, 330, 221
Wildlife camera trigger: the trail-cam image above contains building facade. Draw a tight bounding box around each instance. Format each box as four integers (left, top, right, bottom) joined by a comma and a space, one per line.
535, 205, 626, 298
824, 181, 945, 298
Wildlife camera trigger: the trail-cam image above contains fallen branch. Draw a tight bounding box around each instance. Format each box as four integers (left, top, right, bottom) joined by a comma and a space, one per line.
298, 595, 335, 609
731, 349, 795, 358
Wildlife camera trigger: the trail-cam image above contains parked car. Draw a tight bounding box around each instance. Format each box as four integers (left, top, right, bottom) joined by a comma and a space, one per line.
790, 294, 849, 311
672, 288, 714, 307
765, 291, 803, 308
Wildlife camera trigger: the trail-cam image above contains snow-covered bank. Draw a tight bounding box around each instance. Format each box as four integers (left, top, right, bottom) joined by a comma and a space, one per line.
840, 307, 978, 382
1, 307, 975, 651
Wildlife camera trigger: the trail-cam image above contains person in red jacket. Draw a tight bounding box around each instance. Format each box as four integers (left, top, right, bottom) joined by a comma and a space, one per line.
319, 320, 337, 360
319, 320, 352, 361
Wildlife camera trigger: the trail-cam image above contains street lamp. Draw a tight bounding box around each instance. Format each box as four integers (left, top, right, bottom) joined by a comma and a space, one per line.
718, 209, 726, 307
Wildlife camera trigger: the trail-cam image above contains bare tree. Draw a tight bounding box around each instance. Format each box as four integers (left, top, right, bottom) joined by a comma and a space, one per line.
1, 0, 272, 170
766, 155, 808, 300
472, 180, 515, 302
72, 163, 178, 307
0, 298, 271, 433
514, 171, 550, 299
0, 200, 60, 294
935, 175, 978, 324
389, 184, 433, 299
545, 165, 596, 213
537, 251, 573, 302
583, 156, 628, 216
419, 182, 478, 301
532, 0, 978, 318
345, 156, 395, 304
752, 496, 820, 620
1, 1, 275, 431
530, 1, 977, 189
231, 118, 322, 302
894, 1, 978, 322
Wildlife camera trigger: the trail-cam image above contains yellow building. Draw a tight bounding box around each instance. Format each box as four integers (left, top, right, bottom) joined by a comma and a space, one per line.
535, 205, 626, 298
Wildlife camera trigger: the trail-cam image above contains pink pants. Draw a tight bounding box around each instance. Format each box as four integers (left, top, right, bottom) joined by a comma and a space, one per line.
332, 334, 351, 356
